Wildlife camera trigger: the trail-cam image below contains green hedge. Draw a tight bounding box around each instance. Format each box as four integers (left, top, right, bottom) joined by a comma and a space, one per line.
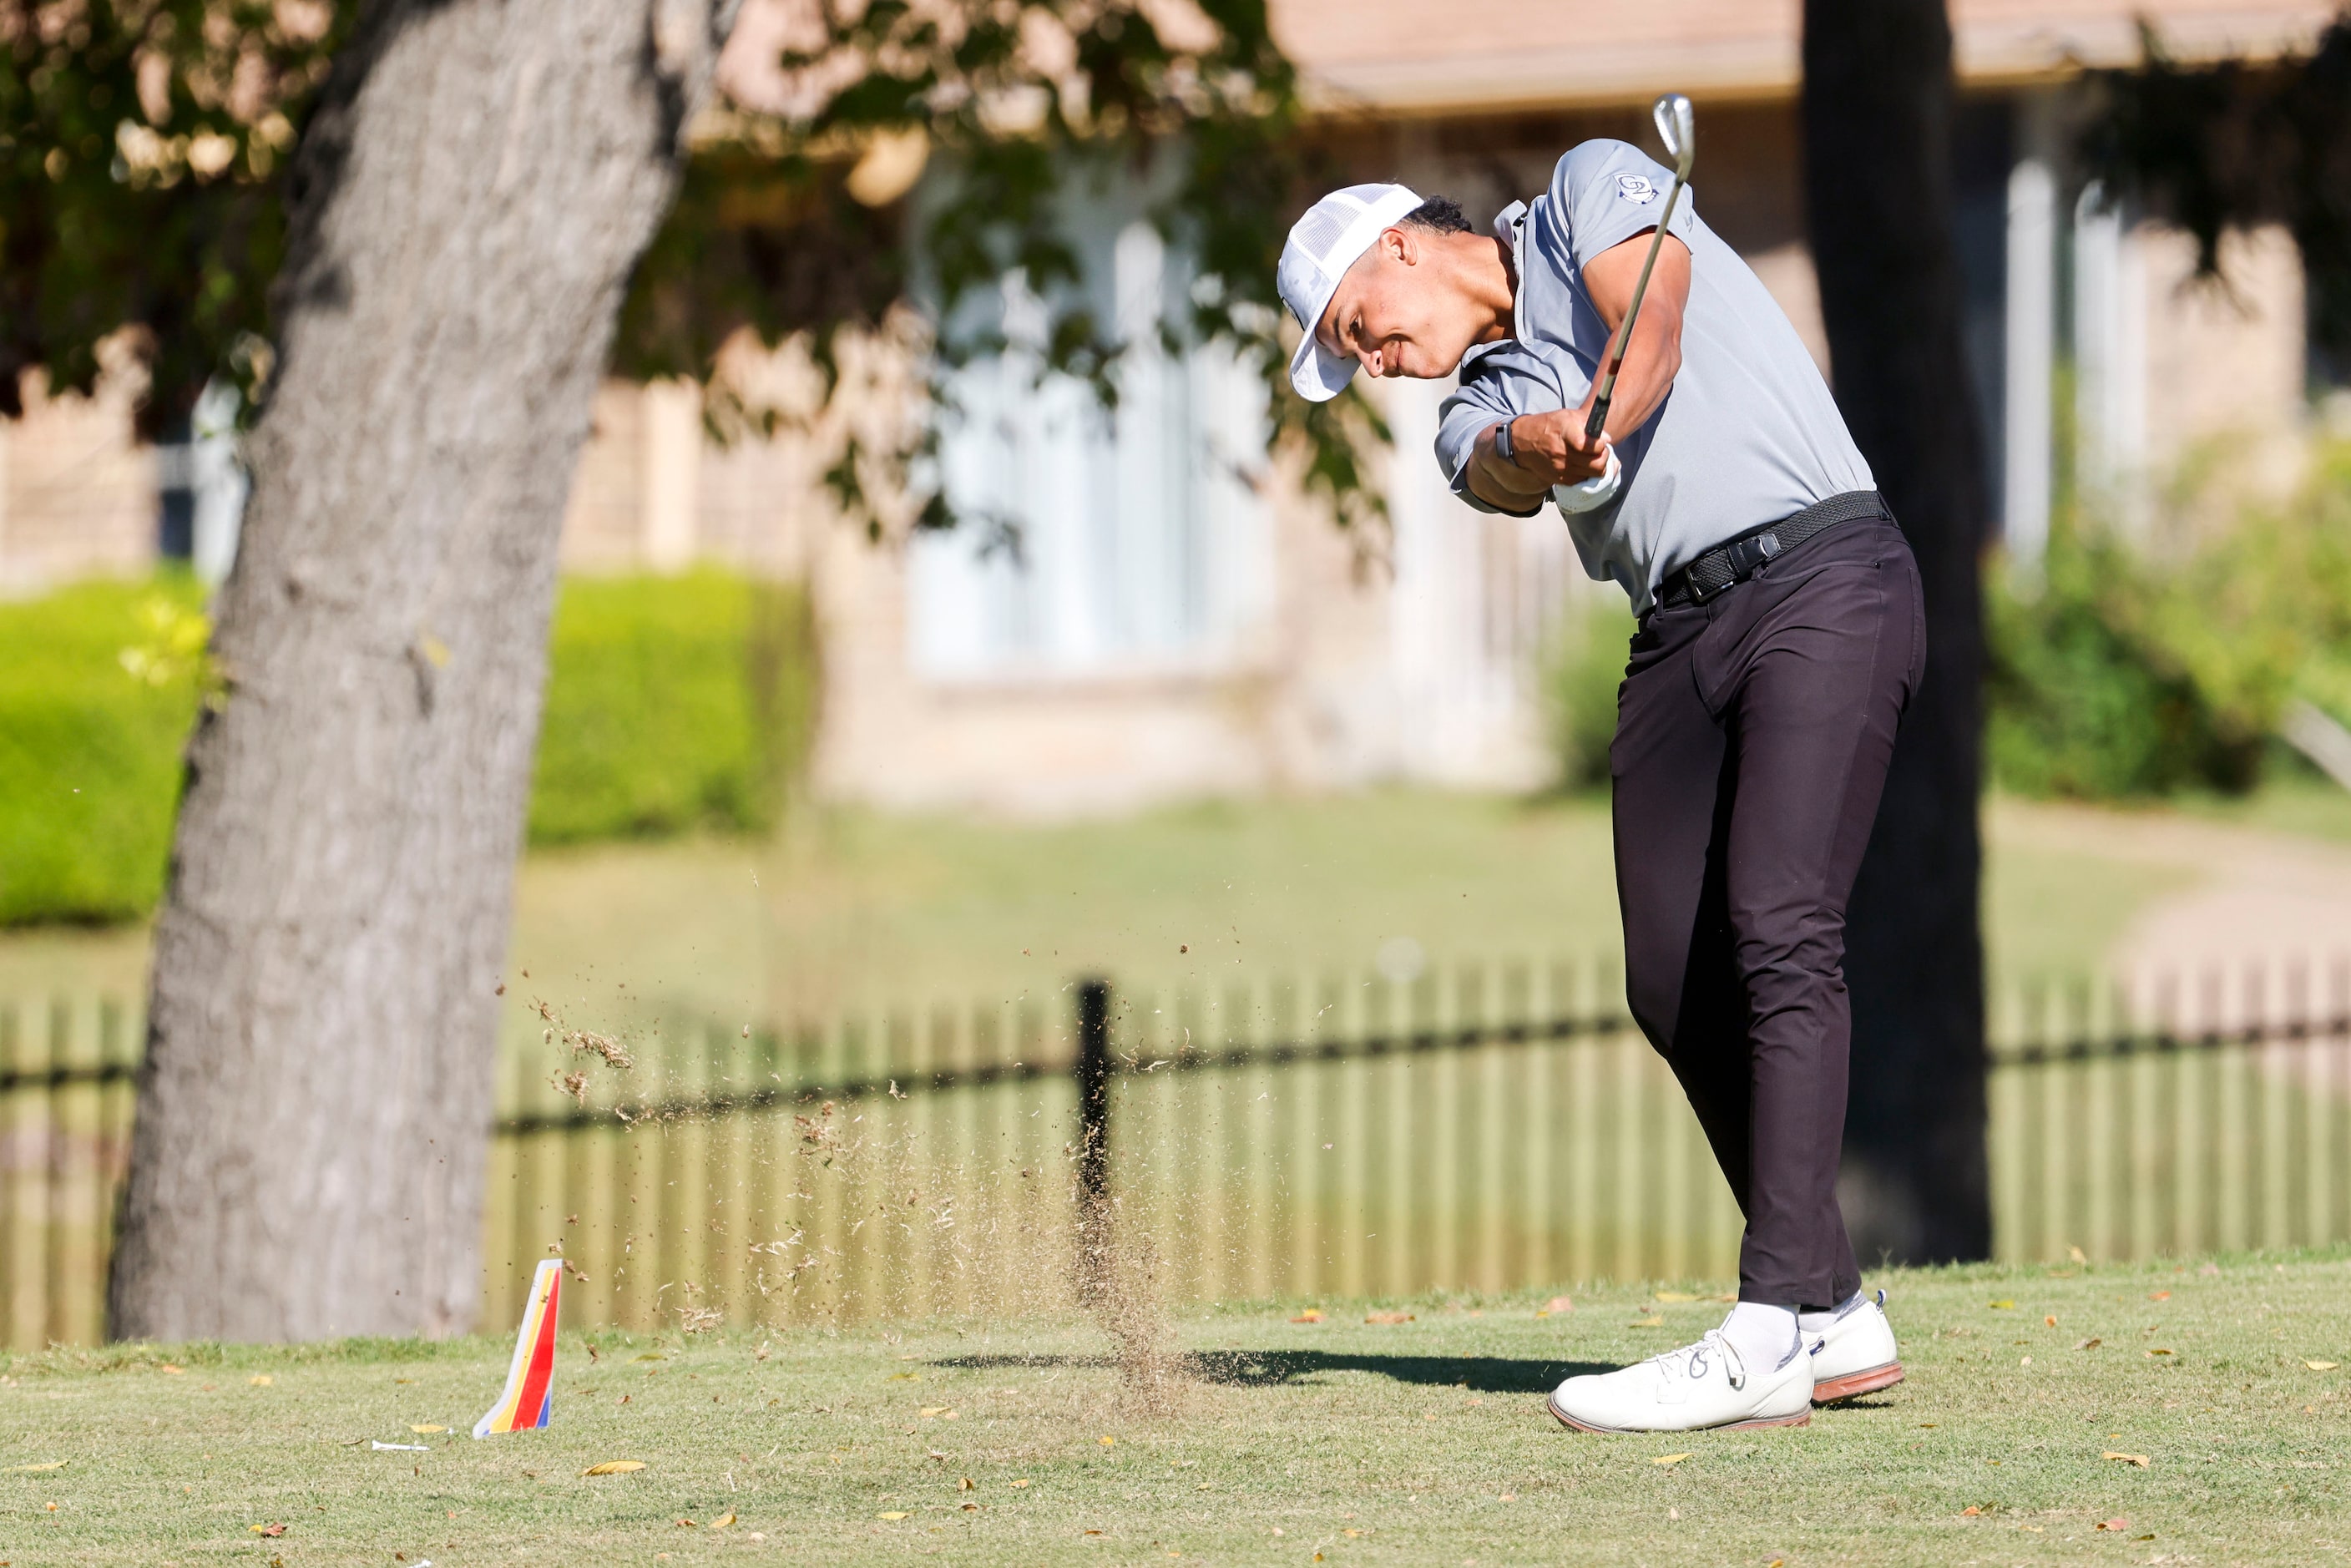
1535, 442, 2351, 806
528, 570, 816, 845
0, 576, 209, 924
1989, 443, 2351, 800
0, 569, 817, 926
1541, 597, 1637, 792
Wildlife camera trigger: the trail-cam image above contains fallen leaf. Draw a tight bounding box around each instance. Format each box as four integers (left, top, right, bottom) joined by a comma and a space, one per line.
1630, 1316, 1665, 1328
1539, 1296, 1574, 1316
2146, 1348, 2174, 1358
2069, 1245, 2088, 1263
160, 1364, 184, 1374
2307, 1360, 2340, 1372
2076, 1337, 2103, 1349
249, 1374, 273, 1387
1100, 1436, 1115, 1447
2096, 1518, 2129, 1530
1365, 1312, 1414, 1325
249, 1524, 286, 1537
4, 1463, 65, 1474
2149, 1291, 2171, 1302
1654, 1291, 1700, 1303
1989, 1299, 2015, 1310
2044, 1315, 2057, 1327
878, 1511, 911, 1521
676, 1517, 698, 1528
2103, 1451, 2151, 1467
958, 1478, 975, 1492
1652, 1453, 1691, 1466
1960, 1505, 1980, 1516
582, 1460, 648, 1476
1010, 1479, 1031, 1488
409, 1425, 445, 1434
920, 1406, 952, 1417
1289, 1310, 1324, 1323
710, 1513, 736, 1529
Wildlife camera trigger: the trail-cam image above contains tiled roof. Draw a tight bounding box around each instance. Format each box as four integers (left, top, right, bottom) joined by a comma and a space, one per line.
1276, 0, 2340, 115
717, 1, 2340, 123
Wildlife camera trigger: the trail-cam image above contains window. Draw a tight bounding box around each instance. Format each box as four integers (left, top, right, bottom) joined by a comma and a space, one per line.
908, 215, 1271, 681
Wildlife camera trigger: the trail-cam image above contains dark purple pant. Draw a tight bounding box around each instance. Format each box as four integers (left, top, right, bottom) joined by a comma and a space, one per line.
1611, 513, 1924, 1308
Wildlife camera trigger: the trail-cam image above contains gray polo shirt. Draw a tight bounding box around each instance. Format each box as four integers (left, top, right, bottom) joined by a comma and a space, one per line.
1437, 140, 1873, 611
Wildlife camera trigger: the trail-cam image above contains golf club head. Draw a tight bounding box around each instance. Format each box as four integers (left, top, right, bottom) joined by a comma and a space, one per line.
1653, 94, 1696, 178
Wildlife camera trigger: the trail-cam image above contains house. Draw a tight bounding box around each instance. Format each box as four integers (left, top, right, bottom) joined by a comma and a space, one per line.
0, 0, 2332, 814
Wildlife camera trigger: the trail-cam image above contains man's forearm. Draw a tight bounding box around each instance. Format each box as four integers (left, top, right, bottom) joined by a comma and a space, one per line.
1580, 306, 1683, 443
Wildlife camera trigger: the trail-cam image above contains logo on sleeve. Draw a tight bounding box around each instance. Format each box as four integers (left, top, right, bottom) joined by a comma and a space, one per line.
1615, 173, 1660, 205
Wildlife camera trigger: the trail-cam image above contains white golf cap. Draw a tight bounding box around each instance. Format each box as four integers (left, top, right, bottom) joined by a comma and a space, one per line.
1277, 182, 1423, 402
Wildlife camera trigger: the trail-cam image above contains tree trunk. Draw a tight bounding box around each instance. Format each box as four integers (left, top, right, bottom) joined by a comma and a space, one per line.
109, 0, 741, 1343
1801, 0, 1993, 1267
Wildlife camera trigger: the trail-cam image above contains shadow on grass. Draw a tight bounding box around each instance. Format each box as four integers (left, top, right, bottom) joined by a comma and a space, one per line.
935, 1350, 1612, 1392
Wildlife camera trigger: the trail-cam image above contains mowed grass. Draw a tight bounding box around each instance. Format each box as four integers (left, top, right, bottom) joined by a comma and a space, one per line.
8, 1252, 2348, 1565
491, 792, 2192, 1056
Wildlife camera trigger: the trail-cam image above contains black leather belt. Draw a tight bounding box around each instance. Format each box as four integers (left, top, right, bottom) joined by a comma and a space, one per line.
1656, 490, 1893, 609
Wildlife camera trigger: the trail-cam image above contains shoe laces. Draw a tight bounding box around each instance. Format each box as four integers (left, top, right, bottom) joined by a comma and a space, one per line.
1651, 1328, 1746, 1391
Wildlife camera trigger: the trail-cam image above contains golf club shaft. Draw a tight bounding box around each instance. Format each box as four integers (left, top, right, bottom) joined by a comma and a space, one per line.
1582, 175, 1689, 443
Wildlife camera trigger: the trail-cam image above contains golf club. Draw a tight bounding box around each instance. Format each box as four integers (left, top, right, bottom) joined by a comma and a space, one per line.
1583, 93, 1696, 443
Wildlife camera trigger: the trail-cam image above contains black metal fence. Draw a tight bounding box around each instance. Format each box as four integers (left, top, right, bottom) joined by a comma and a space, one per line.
5, 955, 2350, 1347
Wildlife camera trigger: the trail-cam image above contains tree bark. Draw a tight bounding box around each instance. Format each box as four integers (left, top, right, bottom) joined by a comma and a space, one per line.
1801, 0, 1993, 1266
109, 0, 741, 1343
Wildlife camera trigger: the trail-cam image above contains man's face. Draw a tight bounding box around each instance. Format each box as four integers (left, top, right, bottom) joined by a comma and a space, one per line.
1314, 226, 1484, 383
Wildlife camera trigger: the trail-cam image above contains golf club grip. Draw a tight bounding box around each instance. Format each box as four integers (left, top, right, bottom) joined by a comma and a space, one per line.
1583, 394, 1611, 443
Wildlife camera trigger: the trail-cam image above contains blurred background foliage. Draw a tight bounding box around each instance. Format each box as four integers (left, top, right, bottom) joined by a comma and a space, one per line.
1988, 441, 2351, 800
1542, 441, 2351, 806
3, 0, 1387, 533
1541, 597, 1636, 795
2086, 13, 2351, 377
528, 571, 817, 848
0, 570, 817, 926
0, 574, 205, 923
0, 0, 345, 436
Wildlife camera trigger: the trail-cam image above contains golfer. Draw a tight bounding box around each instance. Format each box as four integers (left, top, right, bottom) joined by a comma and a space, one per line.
1277, 144, 1916, 1433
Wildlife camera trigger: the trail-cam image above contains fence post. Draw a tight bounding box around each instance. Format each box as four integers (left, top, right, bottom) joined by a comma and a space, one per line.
1074, 978, 1112, 1307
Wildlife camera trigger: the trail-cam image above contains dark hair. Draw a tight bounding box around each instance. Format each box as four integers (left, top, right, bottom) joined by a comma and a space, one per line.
1398, 195, 1471, 235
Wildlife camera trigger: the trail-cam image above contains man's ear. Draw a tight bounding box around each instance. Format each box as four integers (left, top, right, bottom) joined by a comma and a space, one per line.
1380, 225, 1418, 266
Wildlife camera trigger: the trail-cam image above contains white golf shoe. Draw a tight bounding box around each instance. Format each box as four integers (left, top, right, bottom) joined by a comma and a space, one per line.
1547, 1324, 1814, 1434
1807, 1289, 1904, 1404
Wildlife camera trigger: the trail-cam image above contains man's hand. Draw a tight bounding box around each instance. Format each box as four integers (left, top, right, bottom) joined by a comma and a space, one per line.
1466, 410, 1610, 511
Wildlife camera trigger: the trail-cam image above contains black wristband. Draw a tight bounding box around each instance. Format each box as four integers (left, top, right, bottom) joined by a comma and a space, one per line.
1492, 417, 1516, 464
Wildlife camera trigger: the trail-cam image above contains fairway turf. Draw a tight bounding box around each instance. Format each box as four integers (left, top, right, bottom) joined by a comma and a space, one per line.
8, 1252, 2348, 1565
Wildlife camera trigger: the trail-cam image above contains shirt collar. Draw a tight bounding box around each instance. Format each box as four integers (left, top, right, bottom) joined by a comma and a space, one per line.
1462, 199, 1531, 372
